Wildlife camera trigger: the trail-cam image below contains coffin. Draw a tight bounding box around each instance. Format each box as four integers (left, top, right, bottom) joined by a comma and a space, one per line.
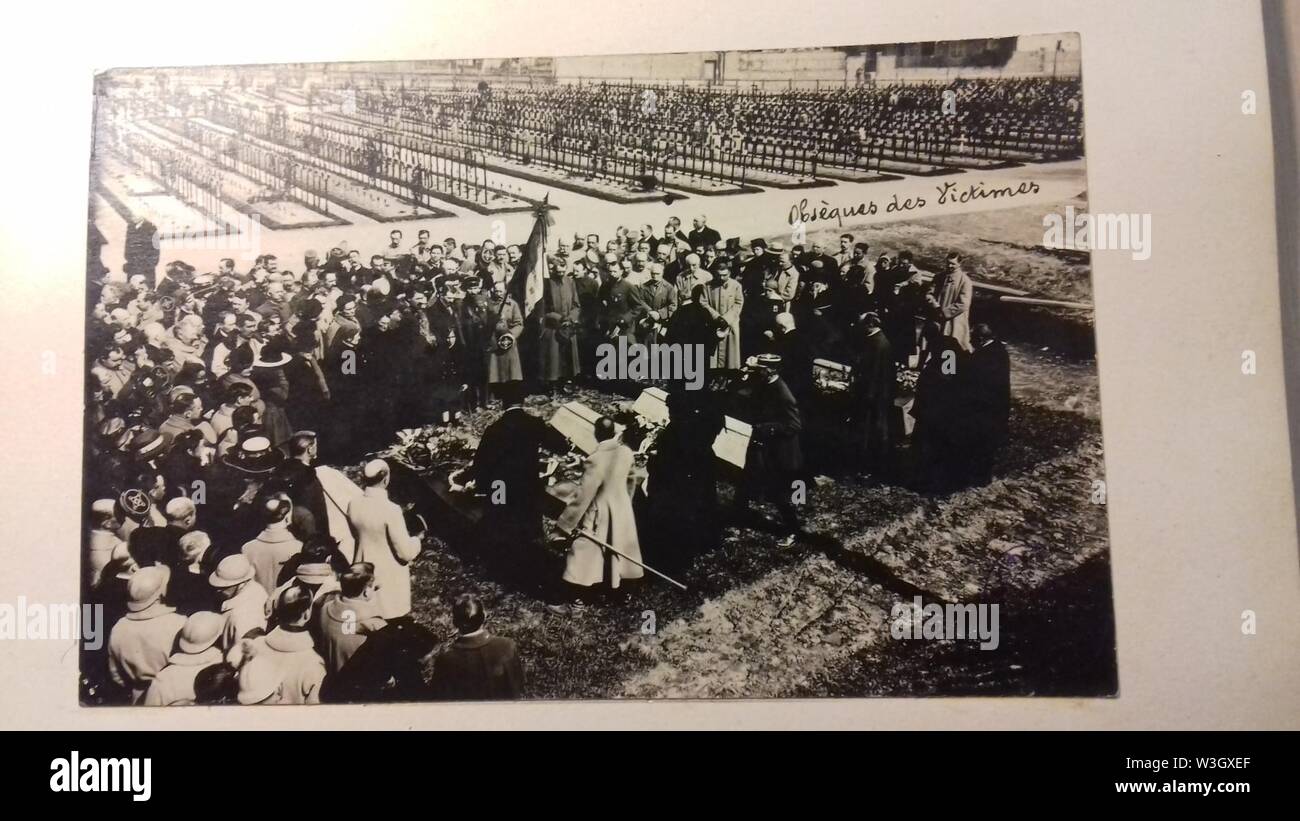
547, 401, 625, 454
627, 387, 751, 470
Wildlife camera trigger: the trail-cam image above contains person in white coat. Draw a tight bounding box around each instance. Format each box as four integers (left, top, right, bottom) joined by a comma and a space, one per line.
556, 417, 644, 597
346, 459, 424, 620
142, 610, 225, 706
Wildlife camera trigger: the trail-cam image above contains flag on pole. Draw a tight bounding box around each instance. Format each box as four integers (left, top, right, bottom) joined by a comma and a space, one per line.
508, 194, 552, 318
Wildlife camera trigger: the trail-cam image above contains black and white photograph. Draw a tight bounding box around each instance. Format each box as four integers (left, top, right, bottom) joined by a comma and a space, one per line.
80, 32, 1112, 705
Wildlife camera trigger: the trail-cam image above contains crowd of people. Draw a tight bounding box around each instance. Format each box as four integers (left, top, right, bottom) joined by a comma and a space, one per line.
84, 208, 1011, 705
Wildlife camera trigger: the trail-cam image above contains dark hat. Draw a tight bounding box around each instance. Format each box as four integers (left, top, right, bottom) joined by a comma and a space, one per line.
296, 300, 324, 321
433, 273, 462, 292
117, 488, 153, 520
97, 416, 127, 443
167, 385, 197, 405
130, 428, 169, 460
148, 366, 174, 392
226, 343, 255, 374
253, 342, 291, 369
223, 435, 285, 474
175, 362, 209, 385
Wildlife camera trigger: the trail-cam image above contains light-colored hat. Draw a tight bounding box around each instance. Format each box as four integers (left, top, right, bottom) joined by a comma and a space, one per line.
295, 563, 335, 586
131, 428, 168, 460
111, 541, 137, 581
237, 657, 281, 705
223, 435, 284, 474
209, 554, 256, 589
177, 611, 225, 654
126, 566, 170, 612
91, 499, 117, 517
167, 385, 197, 404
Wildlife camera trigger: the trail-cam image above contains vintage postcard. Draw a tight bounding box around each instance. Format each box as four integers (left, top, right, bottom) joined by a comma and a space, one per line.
81, 33, 1115, 704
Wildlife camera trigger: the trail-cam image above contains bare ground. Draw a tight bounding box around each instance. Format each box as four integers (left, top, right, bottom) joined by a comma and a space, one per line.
396, 342, 1113, 699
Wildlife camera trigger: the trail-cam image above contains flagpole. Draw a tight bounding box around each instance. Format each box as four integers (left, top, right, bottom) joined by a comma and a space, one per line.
492, 193, 548, 331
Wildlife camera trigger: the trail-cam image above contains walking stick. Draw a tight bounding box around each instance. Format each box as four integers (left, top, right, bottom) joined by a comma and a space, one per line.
552, 526, 688, 591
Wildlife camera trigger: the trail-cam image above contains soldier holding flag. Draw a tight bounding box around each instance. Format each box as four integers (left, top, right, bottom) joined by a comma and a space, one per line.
489, 195, 552, 400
